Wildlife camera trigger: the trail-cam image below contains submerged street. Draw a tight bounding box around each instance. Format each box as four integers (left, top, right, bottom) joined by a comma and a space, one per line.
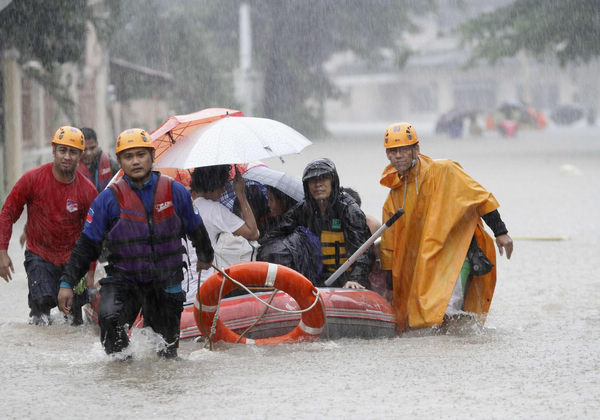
0, 125, 598, 418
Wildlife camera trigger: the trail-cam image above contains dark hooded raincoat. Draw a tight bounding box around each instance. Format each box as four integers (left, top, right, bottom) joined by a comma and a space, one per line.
261, 158, 372, 288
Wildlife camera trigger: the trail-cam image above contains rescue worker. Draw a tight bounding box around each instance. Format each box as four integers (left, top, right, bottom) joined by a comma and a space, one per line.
380, 122, 514, 331
78, 127, 120, 193
0, 126, 97, 325
57, 128, 213, 358
260, 158, 372, 289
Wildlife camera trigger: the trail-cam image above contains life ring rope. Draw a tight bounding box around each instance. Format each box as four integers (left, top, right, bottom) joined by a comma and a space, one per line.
211, 263, 322, 315
196, 262, 326, 346
209, 269, 229, 340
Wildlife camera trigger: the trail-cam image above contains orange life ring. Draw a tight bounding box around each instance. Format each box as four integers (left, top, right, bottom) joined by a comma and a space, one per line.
194, 261, 325, 345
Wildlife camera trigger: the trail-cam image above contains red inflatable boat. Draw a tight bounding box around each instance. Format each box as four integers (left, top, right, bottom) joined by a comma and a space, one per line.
84, 262, 397, 342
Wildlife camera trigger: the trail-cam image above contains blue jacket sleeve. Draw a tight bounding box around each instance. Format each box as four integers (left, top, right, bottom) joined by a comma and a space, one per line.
82, 188, 119, 243
171, 181, 213, 263
171, 181, 202, 233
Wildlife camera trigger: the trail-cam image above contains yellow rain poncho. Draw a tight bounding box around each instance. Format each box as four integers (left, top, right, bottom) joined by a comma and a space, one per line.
380, 154, 498, 331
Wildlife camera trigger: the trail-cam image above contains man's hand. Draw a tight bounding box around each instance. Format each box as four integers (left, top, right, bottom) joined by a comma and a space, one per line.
58, 287, 74, 314
343, 281, 365, 289
0, 250, 14, 282
496, 234, 514, 259
232, 167, 245, 197
19, 232, 26, 248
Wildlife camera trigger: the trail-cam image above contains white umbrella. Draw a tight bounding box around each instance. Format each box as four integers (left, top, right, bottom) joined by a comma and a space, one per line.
242, 164, 304, 201
154, 116, 312, 169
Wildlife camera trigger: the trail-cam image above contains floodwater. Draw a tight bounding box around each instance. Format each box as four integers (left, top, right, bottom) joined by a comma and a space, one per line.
1, 124, 599, 419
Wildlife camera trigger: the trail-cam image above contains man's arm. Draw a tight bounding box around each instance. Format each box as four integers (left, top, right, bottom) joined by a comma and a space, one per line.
187, 220, 214, 271
170, 181, 214, 270
0, 174, 32, 282
232, 171, 259, 241
60, 234, 103, 288
482, 209, 513, 259
57, 233, 102, 314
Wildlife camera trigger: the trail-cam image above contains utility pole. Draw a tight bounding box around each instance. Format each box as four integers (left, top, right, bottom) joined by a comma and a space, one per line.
236, 2, 255, 116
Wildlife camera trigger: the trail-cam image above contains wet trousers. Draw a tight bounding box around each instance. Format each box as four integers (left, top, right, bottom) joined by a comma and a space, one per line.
24, 250, 61, 317
24, 250, 90, 324
97, 277, 185, 358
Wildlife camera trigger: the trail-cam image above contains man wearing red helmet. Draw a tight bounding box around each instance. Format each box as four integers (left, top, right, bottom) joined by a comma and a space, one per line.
380, 122, 513, 332
58, 128, 213, 359
0, 126, 97, 325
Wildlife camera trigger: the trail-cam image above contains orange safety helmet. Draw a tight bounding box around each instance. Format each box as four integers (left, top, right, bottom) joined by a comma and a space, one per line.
51, 126, 85, 151
383, 122, 419, 149
115, 128, 154, 155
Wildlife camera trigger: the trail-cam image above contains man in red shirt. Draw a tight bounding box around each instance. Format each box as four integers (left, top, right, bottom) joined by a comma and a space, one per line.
0, 126, 97, 325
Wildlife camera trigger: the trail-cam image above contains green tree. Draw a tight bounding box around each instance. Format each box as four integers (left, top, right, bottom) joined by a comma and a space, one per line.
458, 0, 600, 66
0, 0, 89, 118
249, 0, 414, 136
107, 0, 238, 113
108, 0, 418, 136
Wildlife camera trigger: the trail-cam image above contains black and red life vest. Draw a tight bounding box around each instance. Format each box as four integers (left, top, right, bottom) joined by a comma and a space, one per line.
105, 174, 185, 285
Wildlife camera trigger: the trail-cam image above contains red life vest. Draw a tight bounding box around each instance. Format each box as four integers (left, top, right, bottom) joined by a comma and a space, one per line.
78, 152, 113, 192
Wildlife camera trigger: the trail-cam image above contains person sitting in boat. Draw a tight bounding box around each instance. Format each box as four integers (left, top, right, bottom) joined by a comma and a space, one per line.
258, 185, 298, 240
260, 158, 372, 289
57, 128, 214, 358
183, 164, 259, 305
379, 122, 514, 332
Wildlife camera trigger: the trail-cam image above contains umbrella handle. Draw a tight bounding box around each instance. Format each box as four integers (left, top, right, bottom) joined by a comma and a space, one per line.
324, 208, 404, 287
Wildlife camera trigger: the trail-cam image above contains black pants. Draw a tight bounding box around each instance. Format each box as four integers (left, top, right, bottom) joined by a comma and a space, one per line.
97, 278, 185, 358
24, 250, 62, 316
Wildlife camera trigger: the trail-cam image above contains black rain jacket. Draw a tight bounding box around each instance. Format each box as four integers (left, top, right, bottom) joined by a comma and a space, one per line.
260, 158, 372, 288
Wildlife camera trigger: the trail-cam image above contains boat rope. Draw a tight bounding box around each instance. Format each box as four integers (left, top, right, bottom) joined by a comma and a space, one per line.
235, 289, 279, 343
209, 273, 228, 343
318, 296, 329, 340
212, 264, 322, 315
195, 302, 213, 351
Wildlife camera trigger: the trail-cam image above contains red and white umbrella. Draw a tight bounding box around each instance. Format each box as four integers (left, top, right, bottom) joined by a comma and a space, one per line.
151, 107, 244, 162
154, 116, 312, 170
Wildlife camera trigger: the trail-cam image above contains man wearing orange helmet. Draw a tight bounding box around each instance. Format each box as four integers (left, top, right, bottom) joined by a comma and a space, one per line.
57, 128, 213, 359
380, 122, 513, 331
0, 126, 97, 325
